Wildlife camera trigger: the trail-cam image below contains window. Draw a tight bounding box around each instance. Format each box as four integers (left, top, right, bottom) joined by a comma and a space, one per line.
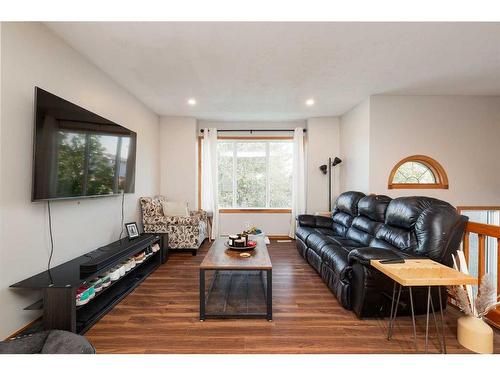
388, 155, 448, 189
217, 139, 293, 210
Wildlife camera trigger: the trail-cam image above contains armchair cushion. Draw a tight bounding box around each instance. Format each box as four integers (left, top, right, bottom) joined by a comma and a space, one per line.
161, 200, 189, 217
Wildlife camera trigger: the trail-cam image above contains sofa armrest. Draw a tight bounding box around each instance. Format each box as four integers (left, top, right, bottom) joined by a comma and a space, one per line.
189, 210, 208, 222
347, 247, 405, 266
297, 214, 333, 228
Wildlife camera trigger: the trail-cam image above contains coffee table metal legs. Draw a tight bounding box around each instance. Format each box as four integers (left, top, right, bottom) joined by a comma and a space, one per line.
387, 284, 447, 353
266, 269, 272, 321
199, 269, 272, 320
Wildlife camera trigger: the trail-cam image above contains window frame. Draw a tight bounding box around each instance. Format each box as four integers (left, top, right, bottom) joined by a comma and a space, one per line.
198, 136, 293, 213
388, 154, 449, 189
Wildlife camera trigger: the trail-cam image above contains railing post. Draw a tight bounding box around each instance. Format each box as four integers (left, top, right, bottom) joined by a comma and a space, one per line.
463, 231, 470, 263
497, 238, 500, 300
478, 234, 486, 280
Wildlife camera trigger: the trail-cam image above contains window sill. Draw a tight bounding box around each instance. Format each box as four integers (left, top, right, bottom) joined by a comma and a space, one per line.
219, 208, 292, 214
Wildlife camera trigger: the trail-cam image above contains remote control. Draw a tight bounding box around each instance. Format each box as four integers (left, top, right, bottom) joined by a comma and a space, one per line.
380, 258, 405, 264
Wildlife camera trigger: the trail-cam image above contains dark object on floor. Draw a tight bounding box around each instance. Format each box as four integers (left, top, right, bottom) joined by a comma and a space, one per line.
296, 191, 467, 318
0, 330, 95, 354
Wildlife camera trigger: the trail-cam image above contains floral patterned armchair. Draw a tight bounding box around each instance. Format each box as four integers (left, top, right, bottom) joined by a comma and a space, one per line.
140, 196, 208, 254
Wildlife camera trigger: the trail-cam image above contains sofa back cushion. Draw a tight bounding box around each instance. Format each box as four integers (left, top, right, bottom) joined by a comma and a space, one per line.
370, 196, 464, 262
331, 191, 365, 236
346, 195, 391, 246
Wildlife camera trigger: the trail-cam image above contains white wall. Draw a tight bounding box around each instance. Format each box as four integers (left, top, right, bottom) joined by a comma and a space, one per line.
219, 213, 292, 237
368, 95, 500, 206
159, 117, 198, 210
339, 98, 370, 193
0, 22, 160, 339
306, 117, 340, 213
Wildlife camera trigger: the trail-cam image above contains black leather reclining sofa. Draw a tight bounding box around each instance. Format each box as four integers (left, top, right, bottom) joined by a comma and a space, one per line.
296, 191, 467, 318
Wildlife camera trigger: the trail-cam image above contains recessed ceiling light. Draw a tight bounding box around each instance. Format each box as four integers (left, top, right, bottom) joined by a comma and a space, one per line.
187, 98, 197, 106
306, 98, 315, 107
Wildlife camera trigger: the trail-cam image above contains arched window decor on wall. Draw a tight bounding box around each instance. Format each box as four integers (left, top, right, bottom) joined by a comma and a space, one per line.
388, 155, 449, 189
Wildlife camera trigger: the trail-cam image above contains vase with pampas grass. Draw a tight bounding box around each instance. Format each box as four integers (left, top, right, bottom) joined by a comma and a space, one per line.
447, 250, 499, 354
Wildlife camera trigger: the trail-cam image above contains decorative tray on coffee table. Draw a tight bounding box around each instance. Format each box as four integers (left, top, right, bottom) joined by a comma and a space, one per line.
225, 240, 257, 251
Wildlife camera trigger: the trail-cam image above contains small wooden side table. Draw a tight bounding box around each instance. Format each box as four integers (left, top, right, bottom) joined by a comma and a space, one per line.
371, 258, 477, 353
314, 211, 332, 218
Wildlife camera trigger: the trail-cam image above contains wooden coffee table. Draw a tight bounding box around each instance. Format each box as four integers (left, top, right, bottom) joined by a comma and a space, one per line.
199, 237, 272, 321
371, 258, 477, 353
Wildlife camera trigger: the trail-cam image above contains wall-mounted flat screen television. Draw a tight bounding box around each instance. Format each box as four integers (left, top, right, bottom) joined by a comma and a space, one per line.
32, 87, 137, 201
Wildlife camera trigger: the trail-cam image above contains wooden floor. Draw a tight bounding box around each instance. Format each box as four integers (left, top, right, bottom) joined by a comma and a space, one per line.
85, 240, 500, 354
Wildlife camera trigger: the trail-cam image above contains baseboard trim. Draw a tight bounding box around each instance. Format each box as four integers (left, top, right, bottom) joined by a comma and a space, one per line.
268, 235, 294, 240
5, 316, 42, 340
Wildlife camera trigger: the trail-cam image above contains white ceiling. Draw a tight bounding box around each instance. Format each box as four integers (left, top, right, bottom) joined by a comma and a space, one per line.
46, 22, 500, 121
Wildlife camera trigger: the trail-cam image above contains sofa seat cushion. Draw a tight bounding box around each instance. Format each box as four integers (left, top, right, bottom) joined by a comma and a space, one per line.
297, 226, 334, 244
325, 236, 362, 249
313, 227, 335, 236
306, 232, 333, 249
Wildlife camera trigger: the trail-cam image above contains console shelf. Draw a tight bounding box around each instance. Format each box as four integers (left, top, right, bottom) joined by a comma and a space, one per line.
11, 233, 167, 335
76, 255, 159, 334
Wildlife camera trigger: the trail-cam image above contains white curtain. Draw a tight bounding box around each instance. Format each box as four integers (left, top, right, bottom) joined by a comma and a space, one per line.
201, 128, 219, 239
289, 127, 306, 238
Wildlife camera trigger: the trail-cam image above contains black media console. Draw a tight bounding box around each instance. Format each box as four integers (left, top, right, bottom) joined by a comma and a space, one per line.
10, 233, 167, 335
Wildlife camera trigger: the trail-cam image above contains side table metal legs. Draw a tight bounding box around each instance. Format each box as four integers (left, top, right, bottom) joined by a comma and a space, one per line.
387, 282, 402, 340
425, 286, 431, 352
408, 286, 418, 352
387, 283, 447, 353
438, 286, 447, 353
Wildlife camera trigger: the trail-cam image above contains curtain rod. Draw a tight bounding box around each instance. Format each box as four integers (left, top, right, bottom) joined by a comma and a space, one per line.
199, 128, 306, 133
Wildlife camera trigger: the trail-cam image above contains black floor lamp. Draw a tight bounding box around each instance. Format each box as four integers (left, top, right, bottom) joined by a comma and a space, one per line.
319, 157, 342, 210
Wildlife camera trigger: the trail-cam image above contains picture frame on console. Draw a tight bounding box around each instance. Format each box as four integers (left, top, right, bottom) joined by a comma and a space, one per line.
125, 222, 140, 239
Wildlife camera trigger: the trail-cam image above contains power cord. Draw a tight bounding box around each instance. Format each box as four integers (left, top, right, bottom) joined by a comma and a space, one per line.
47, 200, 54, 272
118, 190, 125, 240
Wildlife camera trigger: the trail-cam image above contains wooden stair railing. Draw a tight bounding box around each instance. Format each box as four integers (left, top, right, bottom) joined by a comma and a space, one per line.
462, 221, 500, 328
